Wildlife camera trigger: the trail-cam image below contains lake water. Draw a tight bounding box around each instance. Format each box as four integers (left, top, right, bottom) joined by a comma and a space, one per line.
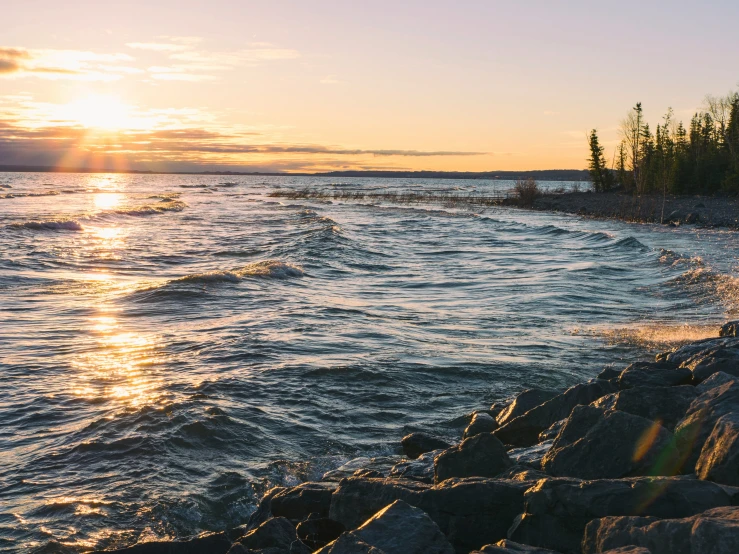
1, 172, 738, 552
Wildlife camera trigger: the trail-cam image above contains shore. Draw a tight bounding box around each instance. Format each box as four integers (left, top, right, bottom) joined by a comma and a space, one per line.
92, 320, 739, 554
524, 191, 739, 228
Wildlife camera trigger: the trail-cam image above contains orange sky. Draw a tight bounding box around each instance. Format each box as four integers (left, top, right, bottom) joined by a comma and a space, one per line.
1, 1, 738, 173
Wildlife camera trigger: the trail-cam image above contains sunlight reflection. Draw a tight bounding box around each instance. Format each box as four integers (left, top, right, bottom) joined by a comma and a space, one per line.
94, 192, 123, 210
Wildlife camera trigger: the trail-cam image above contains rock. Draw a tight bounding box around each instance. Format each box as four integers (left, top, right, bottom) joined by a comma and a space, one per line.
314, 532, 386, 554
401, 433, 451, 460
494, 380, 618, 446
538, 419, 566, 442
617, 362, 692, 389
696, 371, 736, 393
329, 477, 528, 552
489, 401, 511, 420
507, 441, 553, 470
322, 458, 396, 482
658, 337, 739, 382
664, 210, 683, 223
591, 385, 697, 430
696, 412, 739, 486
582, 506, 739, 554
464, 412, 499, 438
296, 515, 345, 550
270, 482, 336, 522
388, 449, 440, 483
721, 321, 739, 337
349, 500, 454, 554
657, 337, 739, 365
597, 367, 622, 381
434, 433, 513, 483
694, 202, 706, 208
496, 389, 559, 426
541, 406, 679, 479
233, 517, 309, 553
471, 539, 561, 552
92, 533, 232, 554
353, 469, 384, 479
684, 212, 701, 224
675, 381, 739, 472
247, 487, 288, 531
601, 548, 652, 554
495, 465, 549, 482
509, 477, 731, 554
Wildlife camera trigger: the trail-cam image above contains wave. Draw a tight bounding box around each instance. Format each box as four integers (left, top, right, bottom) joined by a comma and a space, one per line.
658, 248, 704, 267
9, 218, 84, 231
665, 266, 739, 314
1, 191, 60, 199
112, 200, 187, 216
171, 260, 305, 285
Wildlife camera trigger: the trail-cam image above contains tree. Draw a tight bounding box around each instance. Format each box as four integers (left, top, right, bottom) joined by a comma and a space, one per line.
587, 129, 613, 192
620, 102, 643, 190
616, 141, 630, 189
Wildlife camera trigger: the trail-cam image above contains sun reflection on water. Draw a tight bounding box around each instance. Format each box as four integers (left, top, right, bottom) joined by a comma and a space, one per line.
94, 193, 124, 210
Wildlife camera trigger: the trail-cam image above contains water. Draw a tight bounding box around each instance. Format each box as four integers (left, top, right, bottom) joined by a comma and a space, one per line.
1, 172, 738, 552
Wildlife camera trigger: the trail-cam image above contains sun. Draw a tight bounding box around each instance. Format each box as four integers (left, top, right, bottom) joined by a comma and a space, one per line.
61, 94, 136, 130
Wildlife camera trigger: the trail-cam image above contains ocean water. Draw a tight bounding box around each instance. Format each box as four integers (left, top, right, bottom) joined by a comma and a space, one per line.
1, 172, 738, 552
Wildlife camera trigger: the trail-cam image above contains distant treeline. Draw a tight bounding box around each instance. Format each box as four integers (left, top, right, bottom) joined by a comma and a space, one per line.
319, 170, 589, 181
588, 91, 739, 195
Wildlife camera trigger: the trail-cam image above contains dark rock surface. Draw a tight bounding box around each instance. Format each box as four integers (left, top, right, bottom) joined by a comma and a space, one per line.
591, 385, 696, 430
658, 337, 739, 382
582, 506, 739, 554
270, 482, 336, 522
696, 371, 736, 393
231, 517, 309, 554
472, 539, 561, 552
388, 449, 440, 483
507, 441, 553, 470
464, 412, 499, 438
314, 532, 386, 554
695, 412, 739, 486
434, 433, 513, 483
296, 515, 345, 550
401, 432, 451, 459
617, 362, 692, 389
538, 419, 566, 442
496, 389, 559, 427
90, 532, 232, 554
721, 321, 739, 337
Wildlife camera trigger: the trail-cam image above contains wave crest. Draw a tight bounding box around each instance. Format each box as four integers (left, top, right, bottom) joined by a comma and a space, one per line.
173, 260, 305, 285
9, 218, 84, 231
113, 200, 187, 216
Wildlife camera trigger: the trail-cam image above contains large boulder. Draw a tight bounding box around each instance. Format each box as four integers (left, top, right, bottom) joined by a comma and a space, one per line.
507, 441, 553, 471
472, 540, 560, 552
721, 321, 739, 337
541, 406, 679, 479
349, 500, 454, 554
388, 449, 440, 483
582, 506, 739, 554
329, 477, 528, 552
231, 517, 310, 553
464, 412, 499, 438
296, 515, 345, 550
508, 477, 731, 554
314, 532, 386, 553
674, 380, 739, 472
591, 386, 696, 430
538, 419, 566, 442
270, 482, 336, 522
434, 433, 513, 484
617, 362, 692, 389
496, 389, 559, 427
494, 380, 618, 447
658, 337, 739, 382
401, 433, 451, 460
696, 371, 736, 393
695, 412, 739, 486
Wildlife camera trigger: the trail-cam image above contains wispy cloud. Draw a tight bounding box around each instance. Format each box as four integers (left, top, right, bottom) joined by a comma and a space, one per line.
0, 47, 134, 81
126, 42, 190, 52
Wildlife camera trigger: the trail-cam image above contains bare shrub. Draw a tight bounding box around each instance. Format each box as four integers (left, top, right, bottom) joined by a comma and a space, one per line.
513, 178, 540, 206
571, 181, 582, 193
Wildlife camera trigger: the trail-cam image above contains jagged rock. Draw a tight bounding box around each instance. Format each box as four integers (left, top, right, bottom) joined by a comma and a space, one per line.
508, 477, 731, 554
696, 412, 739, 486
721, 321, 739, 337
582, 506, 739, 554
507, 441, 553, 470
541, 406, 678, 479
270, 482, 336, 522
314, 532, 386, 553
464, 412, 499, 438
388, 449, 440, 483
434, 433, 513, 483
231, 517, 309, 554
538, 419, 566, 442
597, 367, 622, 381
296, 514, 345, 550
591, 385, 697, 430
658, 337, 739, 382
329, 477, 528, 552
489, 400, 511, 420
617, 362, 692, 389
471, 539, 561, 552
696, 371, 736, 393
92, 533, 232, 554
495, 465, 549, 482
494, 380, 618, 446
353, 469, 384, 479
675, 381, 739, 472
247, 487, 288, 530
348, 500, 454, 554
496, 389, 559, 426
401, 433, 451, 460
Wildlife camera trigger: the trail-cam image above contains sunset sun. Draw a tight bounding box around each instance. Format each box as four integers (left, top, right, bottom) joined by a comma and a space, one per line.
61, 94, 136, 130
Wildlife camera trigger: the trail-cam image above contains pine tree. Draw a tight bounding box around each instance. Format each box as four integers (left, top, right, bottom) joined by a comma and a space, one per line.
587, 129, 612, 192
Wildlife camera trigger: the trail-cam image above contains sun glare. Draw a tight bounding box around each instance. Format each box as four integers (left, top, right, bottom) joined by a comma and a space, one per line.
62, 94, 135, 130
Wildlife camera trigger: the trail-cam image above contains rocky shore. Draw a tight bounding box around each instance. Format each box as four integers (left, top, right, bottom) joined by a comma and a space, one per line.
90, 321, 739, 554
526, 192, 739, 228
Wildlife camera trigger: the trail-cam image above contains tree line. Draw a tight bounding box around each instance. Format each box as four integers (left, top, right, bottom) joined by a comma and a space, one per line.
588, 91, 739, 195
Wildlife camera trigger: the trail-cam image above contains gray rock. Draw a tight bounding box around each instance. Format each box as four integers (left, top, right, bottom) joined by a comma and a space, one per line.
696, 412, 739, 486
489, 401, 511, 420
495, 465, 549, 482
472, 539, 561, 552
675, 381, 739, 472
270, 482, 336, 522
538, 419, 566, 442
464, 412, 499, 438
507, 441, 553, 470
601, 548, 652, 554
618, 363, 692, 389
721, 321, 739, 337
684, 212, 701, 224
696, 371, 736, 393
541, 406, 679, 479
321, 457, 396, 482
401, 433, 451, 460
582, 506, 739, 554
296, 515, 345, 550
495, 380, 618, 446
388, 449, 440, 483
509, 477, 731, 554
496, 389, 559, 426
247, 487, 288, 531
234, 517, 309, 554
314, 532, 386, 554
329, 477, 528, 552
591, 385, 697, 430
92, 533, 232, 554
597, 367, 623, 381
658, 337, 739, 382
434, 433, 513, 484
351, 500, 454, 554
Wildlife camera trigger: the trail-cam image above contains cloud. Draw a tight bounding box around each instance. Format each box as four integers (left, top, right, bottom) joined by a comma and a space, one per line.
0, 46, 134, 80
150, 72, 217, 82
126, 42, 190, 52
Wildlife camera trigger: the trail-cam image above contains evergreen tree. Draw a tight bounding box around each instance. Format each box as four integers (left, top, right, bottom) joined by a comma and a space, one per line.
587, 129, 613, 192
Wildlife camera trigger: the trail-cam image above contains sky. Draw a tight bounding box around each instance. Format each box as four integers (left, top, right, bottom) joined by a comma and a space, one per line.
1, 0, 738, 173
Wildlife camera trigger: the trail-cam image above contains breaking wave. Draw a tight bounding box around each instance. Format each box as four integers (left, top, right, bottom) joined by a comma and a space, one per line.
171, 261, 305, 285
112, 200, 187, 216
9, 218, 84, 231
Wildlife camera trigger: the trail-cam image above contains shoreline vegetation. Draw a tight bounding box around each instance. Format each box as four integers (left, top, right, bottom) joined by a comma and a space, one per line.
90, 321, 739, 554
